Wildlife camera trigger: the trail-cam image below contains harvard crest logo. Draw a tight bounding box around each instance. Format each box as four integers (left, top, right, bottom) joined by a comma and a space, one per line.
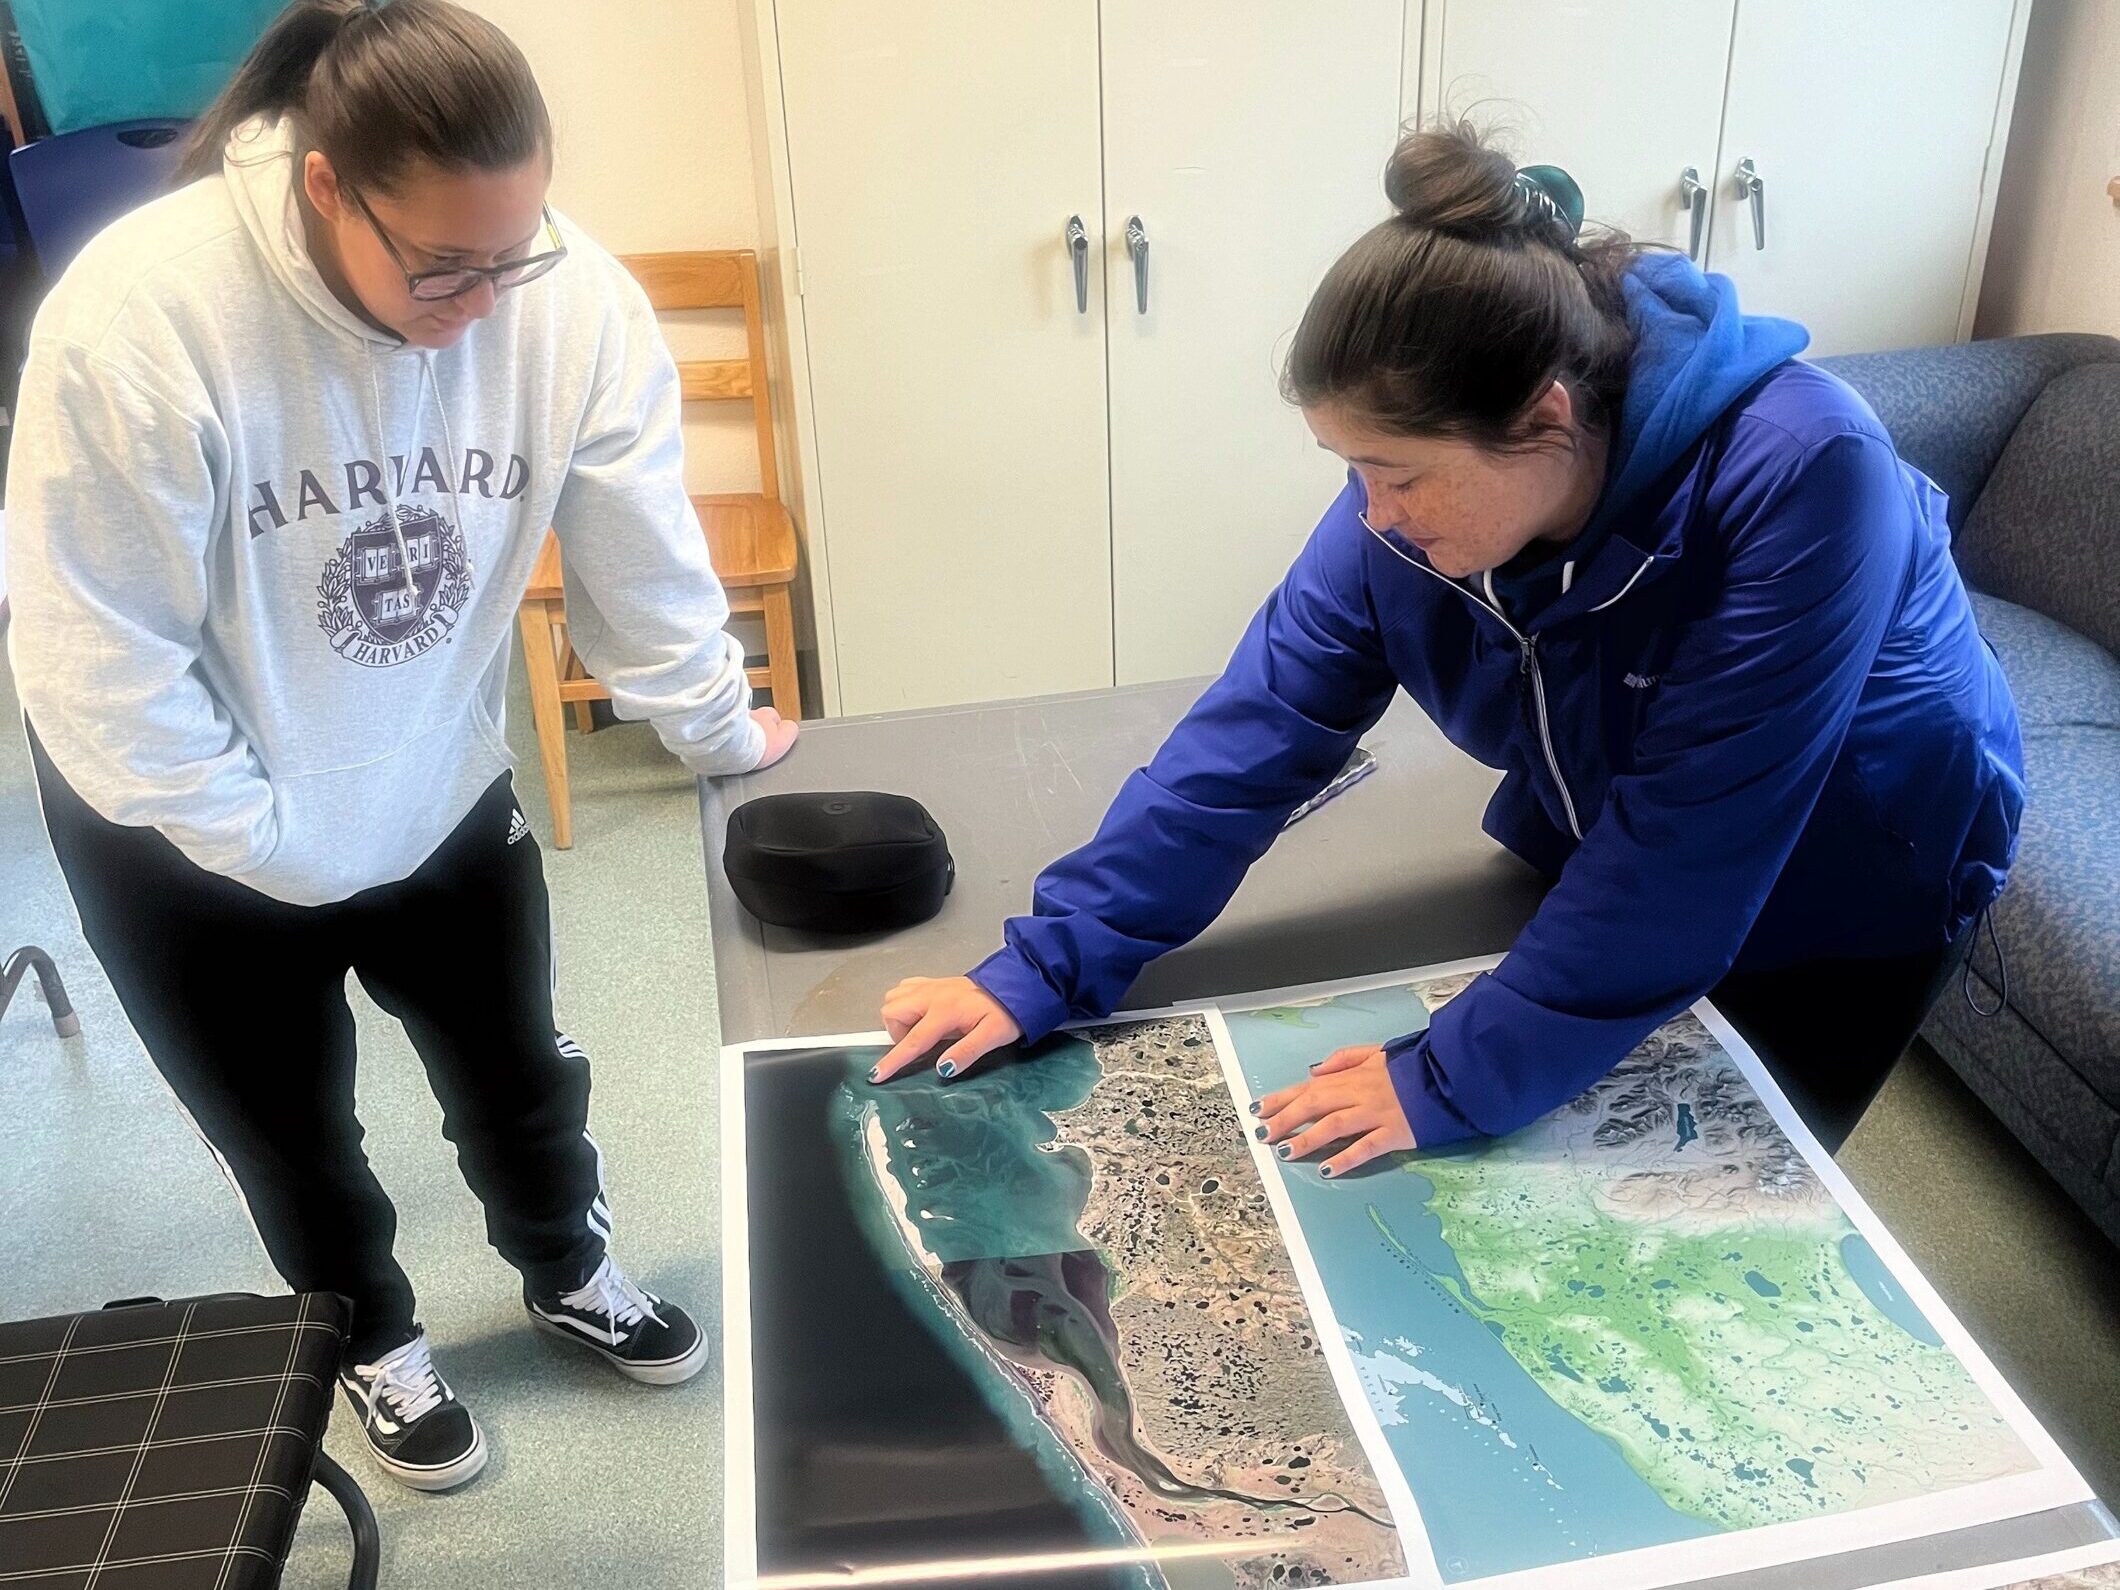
316, 505, 472, 667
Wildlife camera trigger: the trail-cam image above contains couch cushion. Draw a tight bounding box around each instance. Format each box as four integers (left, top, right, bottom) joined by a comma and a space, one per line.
1975, 723, 2120, 1113
1956, 363, 2120, 657
1971, 592, 2120, 731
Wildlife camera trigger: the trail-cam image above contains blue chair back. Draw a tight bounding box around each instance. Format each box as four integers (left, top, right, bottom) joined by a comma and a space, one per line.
11, 119, 188, 279
10, 0, 283, 135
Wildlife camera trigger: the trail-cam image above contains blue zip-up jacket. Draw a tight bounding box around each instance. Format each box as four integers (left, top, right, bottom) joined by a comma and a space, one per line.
971, 254, 2025, 1147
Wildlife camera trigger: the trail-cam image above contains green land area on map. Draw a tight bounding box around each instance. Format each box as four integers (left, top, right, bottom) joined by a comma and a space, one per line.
1380, 973, 2036, 1533
1229, 973, 2049, 1581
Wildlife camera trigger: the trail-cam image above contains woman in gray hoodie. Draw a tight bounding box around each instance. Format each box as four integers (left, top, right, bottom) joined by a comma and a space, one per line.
7, 0, 790, 1491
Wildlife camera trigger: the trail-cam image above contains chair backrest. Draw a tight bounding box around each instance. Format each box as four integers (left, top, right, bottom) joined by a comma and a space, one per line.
1954, 361, 2120, 659
10, 0, 281, 134
616, 250, 779, 503
1819, 333, 2120, 537
11, 118, 187, 277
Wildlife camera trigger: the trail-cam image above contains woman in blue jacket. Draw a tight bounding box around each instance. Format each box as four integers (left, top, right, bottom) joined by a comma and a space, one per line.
872, 123, 2023, 1165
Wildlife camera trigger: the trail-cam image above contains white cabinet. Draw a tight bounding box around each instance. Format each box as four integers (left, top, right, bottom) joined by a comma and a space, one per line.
1101, 0, 1402, 686
1705, 0, 2023, 355
772, 2, 1113, 715
748, 0, 2027, 715
769, 0, 1399, 714
1420, 1, 1738, 259
1425, 0, 2027, 358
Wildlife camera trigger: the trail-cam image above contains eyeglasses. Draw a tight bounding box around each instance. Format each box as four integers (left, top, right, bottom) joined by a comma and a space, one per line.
352, 193, 568, 302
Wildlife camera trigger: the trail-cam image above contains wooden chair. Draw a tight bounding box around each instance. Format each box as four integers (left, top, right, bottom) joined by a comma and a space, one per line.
517, 249, 801, 849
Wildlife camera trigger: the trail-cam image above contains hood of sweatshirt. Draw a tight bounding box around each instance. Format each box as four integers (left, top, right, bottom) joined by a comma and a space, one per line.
1482, 251, 1810, 621
225, 117, 462, 612
1587, 251, 1811, 539
222, 115, 402, 350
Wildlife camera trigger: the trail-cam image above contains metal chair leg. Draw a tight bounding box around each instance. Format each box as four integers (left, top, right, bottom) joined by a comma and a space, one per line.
309, 1450, 380, 1590
0, 946, 80, 1038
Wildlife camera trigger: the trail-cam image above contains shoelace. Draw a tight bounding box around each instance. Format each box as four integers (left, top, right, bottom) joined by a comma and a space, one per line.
353, 1334, 447, 1427
559, 1257, 666, 1347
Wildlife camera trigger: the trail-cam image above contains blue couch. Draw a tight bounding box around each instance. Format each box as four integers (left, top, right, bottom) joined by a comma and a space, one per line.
1820, 334, 2120, 1245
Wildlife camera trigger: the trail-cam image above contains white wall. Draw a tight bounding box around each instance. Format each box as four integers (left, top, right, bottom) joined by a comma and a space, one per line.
1975, 0, 2120, 338
464, 0, 768, 493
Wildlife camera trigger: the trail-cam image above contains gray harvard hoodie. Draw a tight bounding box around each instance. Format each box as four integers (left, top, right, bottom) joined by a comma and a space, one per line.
7, 115, 765, 905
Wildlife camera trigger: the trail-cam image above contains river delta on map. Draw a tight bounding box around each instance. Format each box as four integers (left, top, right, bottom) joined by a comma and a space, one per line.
1222, 972, 2043, 1584
834, 1014, 1406, 1590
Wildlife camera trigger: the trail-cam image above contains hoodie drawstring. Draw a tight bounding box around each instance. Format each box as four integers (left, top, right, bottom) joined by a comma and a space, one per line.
367, 349, 468, 600
427, 351, 470, 582
367, 347, 419, 601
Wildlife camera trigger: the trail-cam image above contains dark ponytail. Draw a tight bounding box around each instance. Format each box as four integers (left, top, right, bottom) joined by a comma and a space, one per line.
1283, 119, 1642, 452
176, 0, 550, 194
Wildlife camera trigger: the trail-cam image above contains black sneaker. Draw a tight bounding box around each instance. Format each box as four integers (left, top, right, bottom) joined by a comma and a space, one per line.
526, 1256, 710, 1384
337, 1331, 487, 1492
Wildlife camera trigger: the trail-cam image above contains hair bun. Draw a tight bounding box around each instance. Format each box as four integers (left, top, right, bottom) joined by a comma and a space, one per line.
1384, 120, 1581, 248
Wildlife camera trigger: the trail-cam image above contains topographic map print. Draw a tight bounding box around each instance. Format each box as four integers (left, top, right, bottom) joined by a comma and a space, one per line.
1223, 973, 2039, 1584
839, 1014, 1405, 1590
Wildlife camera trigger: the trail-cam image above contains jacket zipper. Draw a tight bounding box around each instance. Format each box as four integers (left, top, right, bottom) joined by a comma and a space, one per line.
1515, 630, 1582, 840
1370, 531, 1586, 841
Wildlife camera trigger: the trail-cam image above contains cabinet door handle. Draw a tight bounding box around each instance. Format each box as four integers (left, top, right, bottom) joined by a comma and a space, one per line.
1679, 166, 1707, 260
1734, 157, 1765, 250
1125, 215, 1149, 314
1066, 215, 1090, 313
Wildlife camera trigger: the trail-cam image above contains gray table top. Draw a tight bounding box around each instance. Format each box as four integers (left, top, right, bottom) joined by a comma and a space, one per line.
699, 679, 1545, 1043
699, 677, 2114, 1587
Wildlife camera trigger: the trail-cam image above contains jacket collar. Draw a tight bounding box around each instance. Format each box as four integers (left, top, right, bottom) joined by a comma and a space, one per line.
1362, 446, 1698, 633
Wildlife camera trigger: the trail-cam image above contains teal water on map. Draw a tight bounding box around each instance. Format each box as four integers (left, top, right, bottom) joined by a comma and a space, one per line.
836, 1038, 1319, 1586
853, 1037, 1103, 1261
1226, 990, 1715, 1582
1839, 1233, 1944, 1347
832, 1039, 1161, 1586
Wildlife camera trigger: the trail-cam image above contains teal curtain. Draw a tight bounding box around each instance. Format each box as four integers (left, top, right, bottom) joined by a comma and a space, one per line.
13, 0, 287, 134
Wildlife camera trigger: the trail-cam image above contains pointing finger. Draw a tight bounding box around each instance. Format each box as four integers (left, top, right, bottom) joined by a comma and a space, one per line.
936, 1012, 1013, 1079
870, 1011, 953, 1082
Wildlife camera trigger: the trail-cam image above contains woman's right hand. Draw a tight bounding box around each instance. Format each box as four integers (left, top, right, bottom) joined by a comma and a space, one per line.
871, 976, 1022, 1083
751, 706, 799, 769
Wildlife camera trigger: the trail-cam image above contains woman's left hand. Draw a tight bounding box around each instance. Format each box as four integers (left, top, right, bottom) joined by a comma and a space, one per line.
1254, 1045, 1415, 1177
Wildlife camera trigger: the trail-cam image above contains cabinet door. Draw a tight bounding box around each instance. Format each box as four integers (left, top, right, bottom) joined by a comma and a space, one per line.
1708, 0, 2017, 355
1424, 0, 1736, 256
777, 2, 1111, 714
1102, 0, 1403, 686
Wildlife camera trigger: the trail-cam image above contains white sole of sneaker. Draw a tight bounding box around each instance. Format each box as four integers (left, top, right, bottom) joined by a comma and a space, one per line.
364, 1420, 489, 1493
528, 1311, 712, 1385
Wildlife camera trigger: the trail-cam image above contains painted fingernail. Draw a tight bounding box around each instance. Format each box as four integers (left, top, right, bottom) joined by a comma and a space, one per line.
1248, 1101, 1261, 1116
1320, 1165, 1336, 1179
867, 1067, 881, 1083
1275, 1144, 1293, 1160
937, 1061, 957, 1079
1254, 1125, 1269, 1141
